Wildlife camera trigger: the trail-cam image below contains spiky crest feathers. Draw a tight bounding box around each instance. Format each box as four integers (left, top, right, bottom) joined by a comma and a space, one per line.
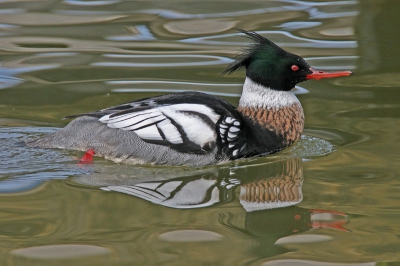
221, 29, 288, 75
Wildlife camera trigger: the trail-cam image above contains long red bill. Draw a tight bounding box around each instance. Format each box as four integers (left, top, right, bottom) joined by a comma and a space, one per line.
306, 67, 354, 80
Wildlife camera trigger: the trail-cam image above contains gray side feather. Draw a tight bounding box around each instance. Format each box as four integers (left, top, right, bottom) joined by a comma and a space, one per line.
26, 116, 229, 166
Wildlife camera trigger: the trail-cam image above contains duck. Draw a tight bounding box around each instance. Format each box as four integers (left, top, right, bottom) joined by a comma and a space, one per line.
27, 29, 353, 166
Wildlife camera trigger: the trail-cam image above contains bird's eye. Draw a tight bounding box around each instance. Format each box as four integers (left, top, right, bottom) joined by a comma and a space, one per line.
291, 65, 299, 71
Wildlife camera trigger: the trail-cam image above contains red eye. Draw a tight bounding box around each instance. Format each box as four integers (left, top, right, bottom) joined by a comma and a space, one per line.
291, 65, 299, 71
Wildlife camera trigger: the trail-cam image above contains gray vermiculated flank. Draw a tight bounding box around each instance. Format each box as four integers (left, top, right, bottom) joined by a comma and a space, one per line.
26, 116, 228, 166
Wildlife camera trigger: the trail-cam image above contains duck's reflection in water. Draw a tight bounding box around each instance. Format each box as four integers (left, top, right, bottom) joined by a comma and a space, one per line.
72, 158, 349, 248
73, 158, 306, 210
232, 159, 348, 230
238, 158, 303, 212
73, 164, 233, 209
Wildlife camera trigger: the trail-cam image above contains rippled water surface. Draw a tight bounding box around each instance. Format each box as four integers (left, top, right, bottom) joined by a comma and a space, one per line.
1, 1, 400, 265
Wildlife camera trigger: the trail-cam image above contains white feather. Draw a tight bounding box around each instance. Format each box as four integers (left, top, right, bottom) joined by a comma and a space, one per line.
100, 109, 158, 123
224, 117, 234, 123
228, 132, 237, 139
98, 114, 111, 123
122, 115, 165, 130
239, 77, 300, 109
160, 106, 216, 147
157, 119, 183, 144
134, 125, 163, 140
232, 149, 239, 156
106, 111, 161, 127
99, 103, 221, 147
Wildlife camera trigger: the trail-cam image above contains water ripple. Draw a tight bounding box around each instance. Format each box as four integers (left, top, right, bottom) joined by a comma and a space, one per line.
158, 230, 223, 242
0, 9, 25, 14
0, 62, 59, 89
93, 54, 232, 68
305, 56, 358, 70
142, 0, 357, 20
277, 21, 322, 31
141, 7, 285, 19
0, 127, 89, 193
12, 244, 110, 259
107, 80, 308, 97
63, 0, 122, 6
107, 25, 156, 41
180, 31, 357, 48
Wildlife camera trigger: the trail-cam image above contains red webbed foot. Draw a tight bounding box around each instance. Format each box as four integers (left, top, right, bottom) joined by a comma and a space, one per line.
79, 149, 95, 165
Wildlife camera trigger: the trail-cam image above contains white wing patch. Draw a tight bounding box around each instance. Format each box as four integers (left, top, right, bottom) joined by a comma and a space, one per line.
99, 103, 220, 148
157, 119, 182, 144
134, 125, 163, 141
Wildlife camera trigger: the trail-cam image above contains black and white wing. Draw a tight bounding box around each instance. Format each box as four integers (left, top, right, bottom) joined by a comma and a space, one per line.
99, 103, 221, 153
217, 116, 248, 159
65, 91, 251, 157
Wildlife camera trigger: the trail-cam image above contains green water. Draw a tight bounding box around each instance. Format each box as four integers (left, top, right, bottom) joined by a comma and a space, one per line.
1, 1, 400, 265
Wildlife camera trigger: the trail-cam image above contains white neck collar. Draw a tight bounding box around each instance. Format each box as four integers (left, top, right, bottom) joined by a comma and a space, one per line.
239, 77, 300, 109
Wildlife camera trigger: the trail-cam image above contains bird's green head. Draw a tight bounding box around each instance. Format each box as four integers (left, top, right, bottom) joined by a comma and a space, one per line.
223, 29, 353, 91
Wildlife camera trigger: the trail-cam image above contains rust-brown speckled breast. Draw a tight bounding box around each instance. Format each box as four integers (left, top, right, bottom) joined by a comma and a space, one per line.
238, 103, 304, 147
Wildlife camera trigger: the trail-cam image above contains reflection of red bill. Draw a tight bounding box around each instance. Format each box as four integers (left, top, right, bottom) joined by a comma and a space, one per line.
309, 209, 351, 232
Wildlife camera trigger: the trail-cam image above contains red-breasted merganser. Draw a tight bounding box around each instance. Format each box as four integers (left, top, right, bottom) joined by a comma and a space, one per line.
27, 30, 353, 166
